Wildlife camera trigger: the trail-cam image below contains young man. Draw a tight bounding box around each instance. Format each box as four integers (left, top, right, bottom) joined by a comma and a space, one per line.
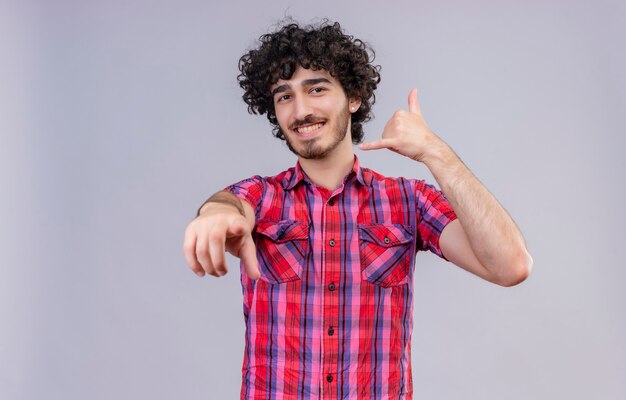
183, 21, 532, 400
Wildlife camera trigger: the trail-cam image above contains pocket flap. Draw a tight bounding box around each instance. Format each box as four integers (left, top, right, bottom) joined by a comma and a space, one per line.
256, 219, 309, 243
358, 224, 413, 247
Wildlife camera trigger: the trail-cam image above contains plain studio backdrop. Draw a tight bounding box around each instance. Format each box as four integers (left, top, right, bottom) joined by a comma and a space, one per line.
1, 0, 624, 399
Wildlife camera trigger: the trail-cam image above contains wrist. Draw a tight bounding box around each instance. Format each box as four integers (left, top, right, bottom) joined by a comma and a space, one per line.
420, 136, 455, 169
196, 192, 245, 217
421, 141, 473, 194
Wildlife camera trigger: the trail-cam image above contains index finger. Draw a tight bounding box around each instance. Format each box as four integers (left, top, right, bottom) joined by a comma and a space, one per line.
208, 230, 228, 276
183, 228, 205, 277
239, 233, 261, 280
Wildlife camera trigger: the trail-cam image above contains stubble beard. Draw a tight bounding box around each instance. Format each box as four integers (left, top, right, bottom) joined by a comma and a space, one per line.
282, 105, 350, 160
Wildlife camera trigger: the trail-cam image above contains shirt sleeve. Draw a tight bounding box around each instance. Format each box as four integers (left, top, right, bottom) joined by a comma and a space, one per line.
223, 175, 265, 217
415, 180, 457, 259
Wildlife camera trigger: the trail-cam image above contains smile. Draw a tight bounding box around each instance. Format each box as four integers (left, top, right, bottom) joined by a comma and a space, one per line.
295, 122, 324, 136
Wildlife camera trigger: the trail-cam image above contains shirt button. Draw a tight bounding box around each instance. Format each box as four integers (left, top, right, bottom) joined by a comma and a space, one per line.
326, 374, 333, 383
328, 282, 336, 291
384, 237, 391, 244
328, 199, 335, 206
329, 239, 336, 247
328, 327, 334, 336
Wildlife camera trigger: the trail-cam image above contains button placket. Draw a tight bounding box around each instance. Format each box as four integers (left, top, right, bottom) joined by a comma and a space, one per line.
322, 191, 341, 393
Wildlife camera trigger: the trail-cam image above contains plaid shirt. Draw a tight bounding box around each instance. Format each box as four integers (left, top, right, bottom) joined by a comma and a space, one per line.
226, 157, 457, 400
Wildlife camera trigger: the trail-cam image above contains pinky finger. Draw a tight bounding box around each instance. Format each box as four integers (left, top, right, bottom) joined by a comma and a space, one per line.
358, 138, 394, 151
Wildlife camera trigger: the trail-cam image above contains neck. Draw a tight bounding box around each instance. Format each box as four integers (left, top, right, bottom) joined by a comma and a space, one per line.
298, 138, 355, 191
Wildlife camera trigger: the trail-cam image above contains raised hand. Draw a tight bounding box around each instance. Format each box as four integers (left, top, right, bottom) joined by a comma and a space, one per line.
183, 193, 261, 280
358, 88, 442, 163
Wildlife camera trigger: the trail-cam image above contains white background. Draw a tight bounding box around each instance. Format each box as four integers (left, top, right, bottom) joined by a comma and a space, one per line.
1, 0, 625, 398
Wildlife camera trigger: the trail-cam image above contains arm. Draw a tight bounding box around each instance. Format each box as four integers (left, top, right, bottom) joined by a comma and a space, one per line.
427, 147, 532, 286
360, 89, 532, 286
183, 191, 260, 279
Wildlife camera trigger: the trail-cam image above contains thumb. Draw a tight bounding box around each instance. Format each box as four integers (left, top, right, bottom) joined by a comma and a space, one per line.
407, 88, 421, 115
239, 233, 261, 280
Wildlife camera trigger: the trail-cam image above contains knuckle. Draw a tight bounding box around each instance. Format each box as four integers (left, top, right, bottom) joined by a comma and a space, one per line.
184, 251, 197, 264
195, 251, 209, 264
212, 256, 224, 268
208, 230, 225, 243
182, 242, 195, 253
195, 242, 209, 255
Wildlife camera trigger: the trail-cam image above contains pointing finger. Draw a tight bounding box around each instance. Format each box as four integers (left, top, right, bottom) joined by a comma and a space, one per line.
239, 233, 261, 280
226, 219, 245, 237
208, 231, 228, 276
183, 229, 205, 277
196, 235, 217, 277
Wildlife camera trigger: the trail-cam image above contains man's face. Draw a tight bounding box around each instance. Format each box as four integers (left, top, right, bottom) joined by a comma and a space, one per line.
271, 67, 361, 160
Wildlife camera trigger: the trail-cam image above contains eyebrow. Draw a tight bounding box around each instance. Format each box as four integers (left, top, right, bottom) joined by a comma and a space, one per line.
271, 78, 334, 96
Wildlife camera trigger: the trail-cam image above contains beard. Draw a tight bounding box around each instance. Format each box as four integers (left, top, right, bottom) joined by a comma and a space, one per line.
282, 105, 350, 160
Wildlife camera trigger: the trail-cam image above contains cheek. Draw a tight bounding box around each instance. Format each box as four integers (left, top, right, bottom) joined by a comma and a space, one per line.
274, 107, 289, 126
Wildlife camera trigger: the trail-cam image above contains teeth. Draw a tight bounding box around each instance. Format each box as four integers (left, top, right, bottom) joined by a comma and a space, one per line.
297, 123, 323, 134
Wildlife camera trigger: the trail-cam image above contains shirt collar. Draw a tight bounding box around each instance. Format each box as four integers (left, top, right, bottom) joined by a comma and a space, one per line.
282, 155, 372, 190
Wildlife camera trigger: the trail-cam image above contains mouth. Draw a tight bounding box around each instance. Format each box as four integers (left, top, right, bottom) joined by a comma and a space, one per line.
294, 122, 325, 138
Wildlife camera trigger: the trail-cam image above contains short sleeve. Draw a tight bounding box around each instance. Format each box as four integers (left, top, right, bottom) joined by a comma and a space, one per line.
223, 176, 265, 217
415, 180, 457, 258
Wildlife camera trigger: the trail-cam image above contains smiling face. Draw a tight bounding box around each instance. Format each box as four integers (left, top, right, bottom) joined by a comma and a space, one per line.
271, 67, 361, 160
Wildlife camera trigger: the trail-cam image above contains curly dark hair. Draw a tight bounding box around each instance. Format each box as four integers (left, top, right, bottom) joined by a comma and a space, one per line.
238, 20, 381, 144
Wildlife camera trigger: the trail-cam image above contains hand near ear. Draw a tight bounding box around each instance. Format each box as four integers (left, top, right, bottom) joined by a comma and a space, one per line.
359, 88, 443, 163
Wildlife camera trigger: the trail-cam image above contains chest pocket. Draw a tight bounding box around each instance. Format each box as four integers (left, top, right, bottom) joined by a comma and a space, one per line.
255, 219, 309, 284
358, 224, 415, 287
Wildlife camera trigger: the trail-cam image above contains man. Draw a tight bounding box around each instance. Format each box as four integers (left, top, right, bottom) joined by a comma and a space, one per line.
183, 21, 532, 400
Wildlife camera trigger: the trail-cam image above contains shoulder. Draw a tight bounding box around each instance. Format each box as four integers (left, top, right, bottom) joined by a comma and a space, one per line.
226, 166, 295, 191
361, 165, 422, 188
360, 165, 446, 201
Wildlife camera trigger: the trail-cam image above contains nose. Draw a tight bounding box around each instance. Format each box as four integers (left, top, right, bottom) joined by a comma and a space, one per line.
293, 95, 313, 121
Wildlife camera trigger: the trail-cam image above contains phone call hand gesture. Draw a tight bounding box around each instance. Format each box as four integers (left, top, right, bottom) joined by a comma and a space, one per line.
359, 88, 444, 164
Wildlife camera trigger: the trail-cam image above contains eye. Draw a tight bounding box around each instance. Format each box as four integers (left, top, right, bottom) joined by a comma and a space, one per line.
275, 94, 291, 103
310, 87, 326, 94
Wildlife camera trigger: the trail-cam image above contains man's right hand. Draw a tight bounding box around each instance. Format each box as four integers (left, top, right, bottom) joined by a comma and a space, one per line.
183, 192, 261, 279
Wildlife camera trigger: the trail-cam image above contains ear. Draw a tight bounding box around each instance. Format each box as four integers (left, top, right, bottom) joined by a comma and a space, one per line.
349, 97, 362, 113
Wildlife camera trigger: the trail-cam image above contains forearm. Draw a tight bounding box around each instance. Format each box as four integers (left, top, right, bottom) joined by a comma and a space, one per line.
424, 141, 532, 282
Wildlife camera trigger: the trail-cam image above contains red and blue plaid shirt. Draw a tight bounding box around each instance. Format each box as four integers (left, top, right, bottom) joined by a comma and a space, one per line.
226, 156, 457, 399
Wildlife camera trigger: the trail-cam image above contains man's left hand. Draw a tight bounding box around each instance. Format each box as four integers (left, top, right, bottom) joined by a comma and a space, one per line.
358, 88, 444, 163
